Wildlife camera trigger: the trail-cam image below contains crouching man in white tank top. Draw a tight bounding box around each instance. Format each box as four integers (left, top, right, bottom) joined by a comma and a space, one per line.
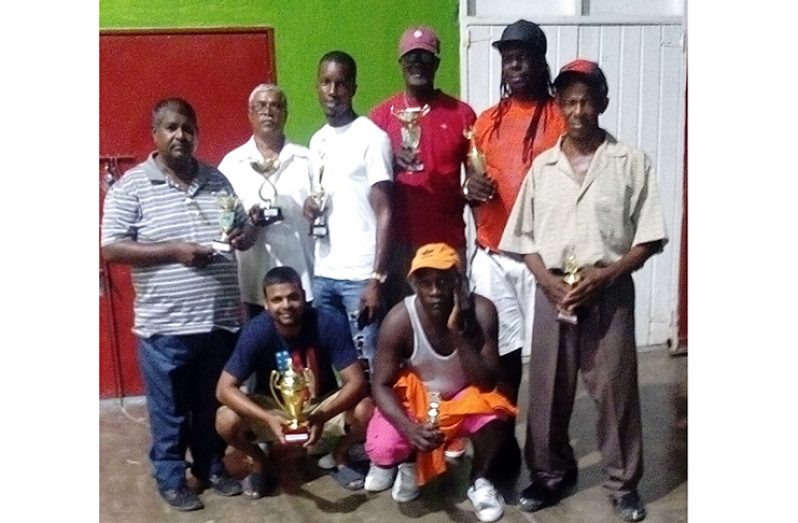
363, 242, 517, 523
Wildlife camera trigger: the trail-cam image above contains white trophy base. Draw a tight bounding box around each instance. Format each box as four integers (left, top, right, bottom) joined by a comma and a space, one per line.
212, 239, 233, 253
557, 310, 578, 325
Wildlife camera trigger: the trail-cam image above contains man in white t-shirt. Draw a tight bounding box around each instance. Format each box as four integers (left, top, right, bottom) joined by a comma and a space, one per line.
219, 84, 315, 320
303, 50, 393, 370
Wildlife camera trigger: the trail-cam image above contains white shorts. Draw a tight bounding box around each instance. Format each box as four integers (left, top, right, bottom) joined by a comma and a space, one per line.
468, 248, 535, 357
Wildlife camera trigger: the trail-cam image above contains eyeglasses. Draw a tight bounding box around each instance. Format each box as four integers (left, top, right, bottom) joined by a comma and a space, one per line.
400, 52, 437, 66
250, 101, 285, 113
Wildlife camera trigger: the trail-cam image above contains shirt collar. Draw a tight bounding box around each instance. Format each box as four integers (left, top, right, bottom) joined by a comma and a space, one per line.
543, 130, 625, 166
143, 152, 211, 193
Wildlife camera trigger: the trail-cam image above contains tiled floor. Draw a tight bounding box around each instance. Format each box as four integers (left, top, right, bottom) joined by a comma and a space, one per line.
100, 348, 687, 523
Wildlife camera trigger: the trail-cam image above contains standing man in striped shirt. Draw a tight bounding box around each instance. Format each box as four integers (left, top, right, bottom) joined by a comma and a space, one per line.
101, 98, 256, 511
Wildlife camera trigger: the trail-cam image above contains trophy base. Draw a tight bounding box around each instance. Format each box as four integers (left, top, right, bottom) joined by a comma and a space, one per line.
310, 224, 328, 238
261, 206, 283, 221
212, 239, 233, 253
557, 310, 578, 325
282, 424, 310, 444
406, 162, 425, 172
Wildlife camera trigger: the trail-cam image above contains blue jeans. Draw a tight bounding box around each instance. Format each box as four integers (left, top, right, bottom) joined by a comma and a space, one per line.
312, 276, 378, 370
137, 330, 237, 490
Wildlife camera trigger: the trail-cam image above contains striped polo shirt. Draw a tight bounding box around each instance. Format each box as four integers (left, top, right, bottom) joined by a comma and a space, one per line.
101, 153, 246, 338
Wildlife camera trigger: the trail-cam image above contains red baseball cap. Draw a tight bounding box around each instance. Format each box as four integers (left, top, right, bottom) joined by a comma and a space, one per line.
554, 59, 608, 96
399, 26, 440, 58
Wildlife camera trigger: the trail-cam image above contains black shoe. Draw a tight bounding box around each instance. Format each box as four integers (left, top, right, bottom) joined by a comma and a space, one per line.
208, 472, 243, 496
612, 491, 647, 522
159, 485, 204, 511
561, 467, 578, 488
517, 481, 560, 512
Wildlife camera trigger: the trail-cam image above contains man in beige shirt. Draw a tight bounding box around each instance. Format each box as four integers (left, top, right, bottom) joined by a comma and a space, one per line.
500, 59, 667, 522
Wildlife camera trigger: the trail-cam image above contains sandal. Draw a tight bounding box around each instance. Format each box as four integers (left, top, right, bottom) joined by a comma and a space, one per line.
242, 471, 277, 499
330, 464, 366, 490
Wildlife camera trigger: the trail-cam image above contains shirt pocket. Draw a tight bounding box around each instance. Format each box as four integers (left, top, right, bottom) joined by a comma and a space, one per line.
594, 185, 632, 251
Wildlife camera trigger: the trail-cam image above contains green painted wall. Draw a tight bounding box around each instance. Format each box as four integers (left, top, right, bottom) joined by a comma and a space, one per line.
100, 0, 461, 145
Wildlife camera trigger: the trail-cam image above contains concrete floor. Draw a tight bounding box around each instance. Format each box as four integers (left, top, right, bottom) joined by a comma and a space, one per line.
100, 348, 687, 523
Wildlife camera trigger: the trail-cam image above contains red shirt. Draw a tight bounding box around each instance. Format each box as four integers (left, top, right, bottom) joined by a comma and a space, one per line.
371, 91, 476, 249
472, 97, 566, 251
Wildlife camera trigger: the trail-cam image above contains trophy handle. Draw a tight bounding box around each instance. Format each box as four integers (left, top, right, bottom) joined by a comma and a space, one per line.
303, 367, 315, 401
269, 370, 288, 414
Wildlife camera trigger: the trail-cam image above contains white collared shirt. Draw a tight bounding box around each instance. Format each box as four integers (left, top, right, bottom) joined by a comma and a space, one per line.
219, 137, 315, 303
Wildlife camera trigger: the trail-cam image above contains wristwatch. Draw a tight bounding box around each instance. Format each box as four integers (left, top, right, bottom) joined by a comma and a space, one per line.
370, 271, 388, 284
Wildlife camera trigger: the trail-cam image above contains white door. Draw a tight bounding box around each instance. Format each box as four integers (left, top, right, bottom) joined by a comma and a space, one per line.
460, 12, 686, 348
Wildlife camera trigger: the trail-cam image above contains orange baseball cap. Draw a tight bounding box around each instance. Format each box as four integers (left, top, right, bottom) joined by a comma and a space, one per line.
407, 243, 460, 277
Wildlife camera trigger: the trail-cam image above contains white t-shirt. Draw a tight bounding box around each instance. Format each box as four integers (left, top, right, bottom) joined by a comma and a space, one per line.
218, 137, 315, 303
308, 116, 393, 281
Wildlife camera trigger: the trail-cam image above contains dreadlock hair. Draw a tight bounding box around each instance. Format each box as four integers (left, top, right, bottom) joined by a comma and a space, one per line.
488, 59, 554, 165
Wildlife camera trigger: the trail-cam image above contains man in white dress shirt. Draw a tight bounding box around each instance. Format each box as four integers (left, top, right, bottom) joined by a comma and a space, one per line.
219, 84, 315, 320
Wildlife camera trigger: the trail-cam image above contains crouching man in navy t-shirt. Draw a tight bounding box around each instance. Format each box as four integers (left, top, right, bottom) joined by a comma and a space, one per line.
216, 266, 373, 496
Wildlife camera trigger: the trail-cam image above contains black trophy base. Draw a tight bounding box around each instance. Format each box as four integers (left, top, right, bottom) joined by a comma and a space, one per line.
254, 207, 284, 226
310, 223, 328, 238
262, 206, 283, 221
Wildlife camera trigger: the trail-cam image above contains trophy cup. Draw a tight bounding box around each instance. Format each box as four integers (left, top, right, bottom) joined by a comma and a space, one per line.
426, 390, 442, 427
463, 127, 486, 177
250, 158, 283, 224
269, 350, 316, 444
557, 254, 582, 325
390, 104, 430, 172
309, 163, 329, 238
211, 193, 240, 253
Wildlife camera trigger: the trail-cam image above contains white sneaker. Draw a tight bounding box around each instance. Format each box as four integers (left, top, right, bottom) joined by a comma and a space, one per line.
391, 462, 420, 502
467, 477, 505, 522
317, 453, 336, 470
364, 463, 396, 492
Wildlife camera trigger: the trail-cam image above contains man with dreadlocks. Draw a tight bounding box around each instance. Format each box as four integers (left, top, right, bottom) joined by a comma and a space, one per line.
463, 19, 565, 415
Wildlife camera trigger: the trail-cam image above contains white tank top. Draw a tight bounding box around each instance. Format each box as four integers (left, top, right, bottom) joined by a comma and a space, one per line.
404, 295, 467, 400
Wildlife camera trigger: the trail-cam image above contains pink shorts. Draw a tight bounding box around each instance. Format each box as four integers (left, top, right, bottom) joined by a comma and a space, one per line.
365, 401, 504, 467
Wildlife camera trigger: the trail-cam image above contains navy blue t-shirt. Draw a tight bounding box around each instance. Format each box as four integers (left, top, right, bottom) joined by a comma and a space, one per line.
224, 306, 358, 396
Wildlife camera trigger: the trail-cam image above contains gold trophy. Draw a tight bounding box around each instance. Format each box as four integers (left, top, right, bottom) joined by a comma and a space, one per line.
269, 351, 316, 444
426, 390, 442, 427
390, 104, 430, 171
463, 127, 486, 177
250, 157, 283, 224
211, 193, 240, 253
557, 254, 582, 325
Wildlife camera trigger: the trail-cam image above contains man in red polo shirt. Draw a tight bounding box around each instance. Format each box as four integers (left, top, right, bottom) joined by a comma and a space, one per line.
370, 25, 476, 309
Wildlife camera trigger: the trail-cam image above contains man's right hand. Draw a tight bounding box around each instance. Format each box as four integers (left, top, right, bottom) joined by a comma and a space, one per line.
463, 171, 497, 203
539, 272, 571, 311
404, 422, 445, 453
266, 412, 289, 445
303, 196, 321, 220
172, 242, 215, 268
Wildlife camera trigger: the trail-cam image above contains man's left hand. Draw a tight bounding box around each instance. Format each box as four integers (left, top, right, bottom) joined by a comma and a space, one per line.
228, 223, 257, 251
359, 280, 382, 326
303, 412, 325, 448
561, 266, 612, 312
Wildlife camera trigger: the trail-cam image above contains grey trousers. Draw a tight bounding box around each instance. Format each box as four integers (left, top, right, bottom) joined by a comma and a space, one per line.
525, 274, 643, 497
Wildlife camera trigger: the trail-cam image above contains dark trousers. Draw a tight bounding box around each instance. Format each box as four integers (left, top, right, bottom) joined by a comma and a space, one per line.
137, 330, 237, 490
525, 274, 643, 497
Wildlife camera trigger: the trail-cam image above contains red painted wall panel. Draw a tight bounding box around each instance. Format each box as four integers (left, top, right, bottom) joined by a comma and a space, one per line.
99, 29, 276, 397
